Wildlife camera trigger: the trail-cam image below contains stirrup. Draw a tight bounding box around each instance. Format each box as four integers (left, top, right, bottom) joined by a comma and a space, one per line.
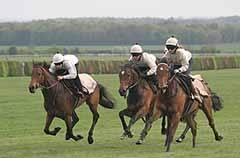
75, 91, 84, 98
191, 94, 202, 103
190, 94, 194, 100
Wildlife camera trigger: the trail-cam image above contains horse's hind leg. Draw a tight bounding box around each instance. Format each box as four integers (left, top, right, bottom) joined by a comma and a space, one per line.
64, 114, 83, 141
87, 103, 99, 144
202, 98, 223, 141
176, 112, 197, 143
176, 124, 190, 143
185, 114, 197, 148
72, 111, 79, 128
43, 113, 61, 136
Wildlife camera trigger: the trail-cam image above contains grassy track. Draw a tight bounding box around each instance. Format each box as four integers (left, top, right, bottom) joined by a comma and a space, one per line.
0, 69, 240, 158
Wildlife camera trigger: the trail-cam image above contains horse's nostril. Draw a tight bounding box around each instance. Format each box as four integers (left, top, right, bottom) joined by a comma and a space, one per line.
28, 86, 35, 93
118, 89, 126, 96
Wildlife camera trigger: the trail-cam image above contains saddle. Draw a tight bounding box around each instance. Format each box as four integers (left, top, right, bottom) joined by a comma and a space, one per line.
190, 74, 209, 97
62, 73, 97, 97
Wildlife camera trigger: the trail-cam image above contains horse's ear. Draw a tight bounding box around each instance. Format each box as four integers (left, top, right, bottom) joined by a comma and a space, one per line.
159, 57, 169, 64
42, 61, 50, 69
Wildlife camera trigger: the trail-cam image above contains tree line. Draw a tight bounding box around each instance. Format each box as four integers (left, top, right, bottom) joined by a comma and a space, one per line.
1, 16, 240, 45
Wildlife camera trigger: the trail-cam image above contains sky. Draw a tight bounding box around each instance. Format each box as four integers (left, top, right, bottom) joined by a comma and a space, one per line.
0, 0, 240, 21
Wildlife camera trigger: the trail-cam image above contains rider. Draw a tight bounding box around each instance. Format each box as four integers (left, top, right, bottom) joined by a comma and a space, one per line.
161, 36, 201, 101
49, 52, 87, 97
129, 43, 158, 93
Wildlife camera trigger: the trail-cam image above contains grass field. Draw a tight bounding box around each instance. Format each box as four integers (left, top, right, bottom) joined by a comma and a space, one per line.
0, 69, 240, 158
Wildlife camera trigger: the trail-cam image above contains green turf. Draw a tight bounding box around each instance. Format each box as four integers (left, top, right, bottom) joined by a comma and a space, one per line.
0, 69, 239, 158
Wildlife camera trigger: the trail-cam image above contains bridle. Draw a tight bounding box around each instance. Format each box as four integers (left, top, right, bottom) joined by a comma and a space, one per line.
157, 63, 176, 91
35, 66, 60, 90
123, 67, 141, 91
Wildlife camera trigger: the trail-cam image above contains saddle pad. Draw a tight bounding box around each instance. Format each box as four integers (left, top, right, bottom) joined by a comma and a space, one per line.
191, 74, 209, 96
190, 74, 203, 81
78, 73, 97, 94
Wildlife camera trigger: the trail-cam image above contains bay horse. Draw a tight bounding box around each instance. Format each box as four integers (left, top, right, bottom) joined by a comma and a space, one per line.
118, 62, 166, 141
137, 63, 223, 152
28, 64, 115, 144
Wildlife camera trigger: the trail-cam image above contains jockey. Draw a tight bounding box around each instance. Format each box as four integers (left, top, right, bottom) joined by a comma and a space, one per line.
49, 52, 86, 97
129, 43, 158, 93
162, 36, 200, 101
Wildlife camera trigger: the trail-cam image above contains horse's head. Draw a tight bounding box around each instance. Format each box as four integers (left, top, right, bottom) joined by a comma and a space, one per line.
118, 63, 139, 98
156, 63, 170, 94
28, 65, 48, 93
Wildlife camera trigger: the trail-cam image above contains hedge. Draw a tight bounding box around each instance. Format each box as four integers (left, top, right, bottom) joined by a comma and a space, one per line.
1, 56, 240, 77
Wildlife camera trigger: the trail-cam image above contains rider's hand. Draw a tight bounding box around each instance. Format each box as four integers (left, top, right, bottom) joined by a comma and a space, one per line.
140, 72, 147, 78
57, 76, 64, 80
174, 69, 181, 74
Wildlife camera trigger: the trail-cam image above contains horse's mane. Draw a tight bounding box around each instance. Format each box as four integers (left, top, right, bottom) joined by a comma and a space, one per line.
33, 61, 50, 70
123, 61, 150, 75
33, 62, 58, 80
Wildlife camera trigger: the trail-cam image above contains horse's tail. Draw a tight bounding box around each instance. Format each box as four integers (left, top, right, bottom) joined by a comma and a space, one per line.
98, 83, 116, 109
211, 92, 223, 112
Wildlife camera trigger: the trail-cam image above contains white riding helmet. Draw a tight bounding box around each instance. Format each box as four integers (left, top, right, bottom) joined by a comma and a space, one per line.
166, 37, 178, 46
130, 44, 143, 54
53, 53, 64, 64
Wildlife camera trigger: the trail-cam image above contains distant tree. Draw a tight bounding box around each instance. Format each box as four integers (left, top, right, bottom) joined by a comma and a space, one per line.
8, 46, 18, 55
63, 48, 69, 54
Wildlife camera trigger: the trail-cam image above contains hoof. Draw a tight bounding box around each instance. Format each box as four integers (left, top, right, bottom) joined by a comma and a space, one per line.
120, 133, 127, 140
176, 137, 183, 143
216, 135, 223, 141
136, 139, 143, 145
77, 134, 84, 140
120, 135, 126, 140
88, 136, 94, 144
120, 131, 133, 140
65, 134, 71, 140
126, 131, 134, 138
73, 135, 84, 141
53, 127, 61, 135
161, 128, 167, 135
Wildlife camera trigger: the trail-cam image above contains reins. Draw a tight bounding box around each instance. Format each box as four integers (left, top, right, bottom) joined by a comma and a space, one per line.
168, 73, 177, 83
127, 78, 140, 90
40, 81, 60, 89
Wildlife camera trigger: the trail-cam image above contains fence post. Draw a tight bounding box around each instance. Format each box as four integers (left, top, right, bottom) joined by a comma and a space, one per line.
22, 62, 25, 76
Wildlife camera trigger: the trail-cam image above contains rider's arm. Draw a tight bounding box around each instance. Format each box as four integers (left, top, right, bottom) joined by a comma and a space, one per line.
49, 63, 56, 73
178, 50, 192, 73
62, 62, 77, 79
143, 53, 157, 76
128, 55, 133, 61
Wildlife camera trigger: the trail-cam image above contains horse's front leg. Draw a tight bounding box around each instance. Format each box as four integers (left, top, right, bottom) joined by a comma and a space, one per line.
165, 113, 181, 152
125, 106, 150, 140
64, 114, 83, 141
161, 115, 167, 135
43, 112, 61, 136
136, 107, 162, 145
119, 109, 134, 139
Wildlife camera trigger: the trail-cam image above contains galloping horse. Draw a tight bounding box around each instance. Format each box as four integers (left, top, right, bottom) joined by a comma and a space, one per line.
118, 62, 166, 141
137, 63, 223, 152
28, 63, 115, 144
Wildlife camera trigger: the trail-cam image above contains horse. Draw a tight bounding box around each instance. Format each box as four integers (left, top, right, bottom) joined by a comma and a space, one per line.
137, 63, 223, 152
118, 62, 166, 142
28, 63, 115, 144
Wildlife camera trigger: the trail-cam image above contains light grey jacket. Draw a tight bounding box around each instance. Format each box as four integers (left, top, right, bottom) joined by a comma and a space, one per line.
49, 55, 79, 79
129, 52, 157, 76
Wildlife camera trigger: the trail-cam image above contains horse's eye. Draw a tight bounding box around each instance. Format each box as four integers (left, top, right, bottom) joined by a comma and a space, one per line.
38, 73, 41, 76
